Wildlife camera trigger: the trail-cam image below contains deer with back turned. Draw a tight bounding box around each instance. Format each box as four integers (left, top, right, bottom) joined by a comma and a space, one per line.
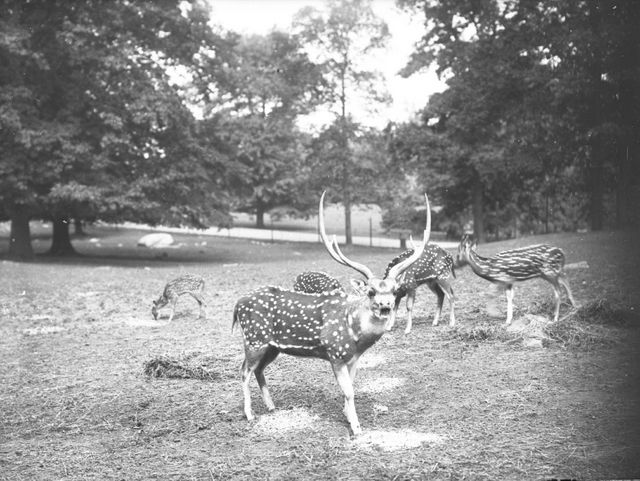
385, 241, 456, 333
456, 234, 577, 324
232, 191, 432, 435
293, 271, 344, 294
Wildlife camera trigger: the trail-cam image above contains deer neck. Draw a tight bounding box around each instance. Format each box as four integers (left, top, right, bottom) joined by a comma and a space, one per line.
345, 300, 387, 348
466, 249, 495, 279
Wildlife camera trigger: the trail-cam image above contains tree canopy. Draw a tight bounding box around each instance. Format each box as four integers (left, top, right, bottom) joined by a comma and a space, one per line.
395, 0, 640, 239
1, 0, 230, 258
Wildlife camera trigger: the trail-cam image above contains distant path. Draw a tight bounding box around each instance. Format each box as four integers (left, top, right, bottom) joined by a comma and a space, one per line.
121, 222, 459, 250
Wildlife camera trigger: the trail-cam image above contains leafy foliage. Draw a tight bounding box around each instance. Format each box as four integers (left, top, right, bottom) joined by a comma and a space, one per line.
0, 0, 231, 257
395, 0, 640, 238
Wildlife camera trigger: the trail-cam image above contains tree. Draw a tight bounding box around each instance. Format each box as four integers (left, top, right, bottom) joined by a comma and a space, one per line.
195, 31, 325, 227
399, 0, 640, 236
294, 0, 390, 244
307, 119, 399, 232
0, 0, 230, 259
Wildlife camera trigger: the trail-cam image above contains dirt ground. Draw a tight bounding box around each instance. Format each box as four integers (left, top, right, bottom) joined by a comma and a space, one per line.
1, 228, 639, 480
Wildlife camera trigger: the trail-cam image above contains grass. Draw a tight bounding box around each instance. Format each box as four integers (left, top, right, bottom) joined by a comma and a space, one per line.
1, 226, 639, 480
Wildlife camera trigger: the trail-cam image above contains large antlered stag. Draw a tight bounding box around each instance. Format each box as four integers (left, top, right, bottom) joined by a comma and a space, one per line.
233, 192, 431, 435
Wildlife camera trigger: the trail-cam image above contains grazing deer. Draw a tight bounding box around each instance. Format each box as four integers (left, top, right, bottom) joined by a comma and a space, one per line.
385, 243, 456, 333
456, 234, 577, 324
151, 274, 206, 322
233, 191, 431, 435
293, 271, 344, 294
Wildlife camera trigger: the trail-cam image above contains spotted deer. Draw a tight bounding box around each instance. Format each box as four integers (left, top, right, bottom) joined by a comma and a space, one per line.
293, 271, 344, 294
151, 274, 206, 322
456, 234, 577, 324
385, 242, 456, 333
232, 191, 431, 435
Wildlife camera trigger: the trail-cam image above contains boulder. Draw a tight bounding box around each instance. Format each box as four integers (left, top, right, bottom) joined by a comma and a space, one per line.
137, 233, 174, 248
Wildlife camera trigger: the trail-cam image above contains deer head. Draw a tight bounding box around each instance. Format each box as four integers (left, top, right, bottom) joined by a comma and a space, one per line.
318, 191, 431, 331
456, 233, 477, 267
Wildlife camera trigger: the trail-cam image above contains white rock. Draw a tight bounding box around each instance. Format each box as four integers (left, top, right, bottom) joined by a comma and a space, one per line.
137, 233, 174, 248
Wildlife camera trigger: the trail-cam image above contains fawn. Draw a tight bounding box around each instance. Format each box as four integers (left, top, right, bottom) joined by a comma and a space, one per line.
151, 274, 206, 322
456, 234, 577, 324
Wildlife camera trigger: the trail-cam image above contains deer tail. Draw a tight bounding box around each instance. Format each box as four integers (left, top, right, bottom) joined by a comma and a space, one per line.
232, 303, 240, 334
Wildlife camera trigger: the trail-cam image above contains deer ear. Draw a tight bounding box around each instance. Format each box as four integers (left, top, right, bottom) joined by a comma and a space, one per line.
350, 279, 367, 295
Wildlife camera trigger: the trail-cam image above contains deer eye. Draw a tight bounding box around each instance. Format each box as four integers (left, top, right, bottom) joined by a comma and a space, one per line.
367, 288, 376, 298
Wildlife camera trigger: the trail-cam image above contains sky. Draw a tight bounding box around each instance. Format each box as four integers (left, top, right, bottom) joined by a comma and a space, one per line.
206, 0, 447, 130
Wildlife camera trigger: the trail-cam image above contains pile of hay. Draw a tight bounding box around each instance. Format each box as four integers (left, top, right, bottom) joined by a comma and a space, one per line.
450, 299, 636, 349
143, 353, 221, 381
543, 299, 635, 349
450, 322, 514, 343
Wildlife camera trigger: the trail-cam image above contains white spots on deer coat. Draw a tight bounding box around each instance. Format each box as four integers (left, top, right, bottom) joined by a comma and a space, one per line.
459, 236, 567, 283
234, 286, 370, 362
293, 271, 344, 294
385, 245, 455, 291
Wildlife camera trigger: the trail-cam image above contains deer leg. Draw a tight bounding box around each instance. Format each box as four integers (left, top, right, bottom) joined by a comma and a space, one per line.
332, 361, 361, 435
388, 296, 402, 331
404, 289, 416, 334
189, 292, 206, 319
168, 297, 178, 322
545, 277, 563, 322
254, 346, 279, 412
427, 281, 444, 326
241, 346, 270, 420
347, 354, 361, 383
437, 279, 456, 327
505, 285, 514, 325
559, 273, 577, 307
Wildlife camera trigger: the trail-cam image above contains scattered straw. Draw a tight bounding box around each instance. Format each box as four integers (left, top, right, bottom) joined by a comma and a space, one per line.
143, 354, 221, 381
543, 299, 635, 349
253, 408, 319, 435
451, 322, 514, 343
358, 353, 386, 369
22, 325, 66, 336
354, 429, 444, 452
358, 377, 405, 394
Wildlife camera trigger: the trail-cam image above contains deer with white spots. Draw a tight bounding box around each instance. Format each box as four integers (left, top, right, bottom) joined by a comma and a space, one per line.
151, 274, 206, 322
232, 191, 432, 435
385, 242, 456, 333
456, 234, 577, 324
293, 271, 344, 294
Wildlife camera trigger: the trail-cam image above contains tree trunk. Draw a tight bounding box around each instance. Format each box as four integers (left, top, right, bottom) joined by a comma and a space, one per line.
616, 145, 631, 228
344, 195, 352, 246
49, 216, 76, 256
472, 174, 485, 242
586, 0, 605, 232
74, 218, 86, 236
588, 142, 606, 231
615, 2, 640, 228
256, 199, 265, 229
9, 205, 34, 261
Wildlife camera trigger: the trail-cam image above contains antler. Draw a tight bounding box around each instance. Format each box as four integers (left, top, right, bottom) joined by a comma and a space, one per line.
318, 191, 374, 280
386, 193, 431, 281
